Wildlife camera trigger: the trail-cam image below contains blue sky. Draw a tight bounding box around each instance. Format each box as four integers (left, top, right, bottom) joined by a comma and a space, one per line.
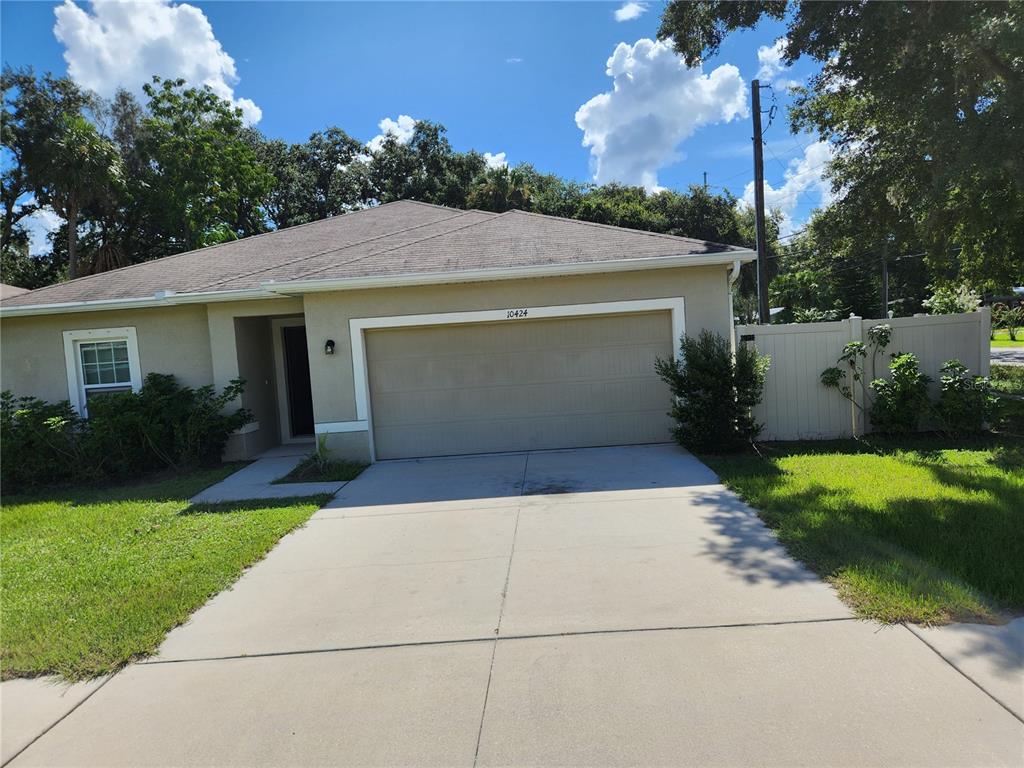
2, 1, 831, 236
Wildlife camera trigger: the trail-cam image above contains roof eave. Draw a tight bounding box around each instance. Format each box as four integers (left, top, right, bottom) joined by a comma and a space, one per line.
0, 287, 285, 318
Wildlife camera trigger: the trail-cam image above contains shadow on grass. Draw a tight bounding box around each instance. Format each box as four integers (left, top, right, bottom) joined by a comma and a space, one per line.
183, 495, 333, 515
1, 463, 250, 507
701, 436, 1024, 624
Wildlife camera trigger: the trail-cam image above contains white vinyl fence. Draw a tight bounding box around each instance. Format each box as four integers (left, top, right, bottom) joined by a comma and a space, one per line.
735, 308, 991, 441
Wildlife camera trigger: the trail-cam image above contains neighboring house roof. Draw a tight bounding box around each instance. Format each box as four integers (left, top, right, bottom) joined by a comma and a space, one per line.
0, 201, 754, 315
0, 283, 30, 299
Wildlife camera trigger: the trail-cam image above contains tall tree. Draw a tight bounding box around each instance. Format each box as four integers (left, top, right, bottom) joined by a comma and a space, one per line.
31, 114, 123, 278
135, 77, 273, 252
0, 68, 92, 263
466, 165, 533, 212
659, 1, 1024, 291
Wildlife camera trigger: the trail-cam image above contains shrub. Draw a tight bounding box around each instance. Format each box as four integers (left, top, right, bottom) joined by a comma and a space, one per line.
936, 360, 997, 434
993, 303, 1023, 340
0, 375, 251, 493
792, 307, 841, 323
869, 353, 931, 433
819, 324, 892, 430
922, 283, 981, 315
655, 330, 770, 452
990, 364, 1024, 396
0, 393, 95, 490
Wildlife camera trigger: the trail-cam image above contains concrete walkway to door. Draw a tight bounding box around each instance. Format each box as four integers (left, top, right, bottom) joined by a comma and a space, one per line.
8, 445, 1022, 766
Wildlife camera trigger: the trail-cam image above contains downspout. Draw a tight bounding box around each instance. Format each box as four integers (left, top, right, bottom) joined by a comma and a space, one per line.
728, 258, 742, 354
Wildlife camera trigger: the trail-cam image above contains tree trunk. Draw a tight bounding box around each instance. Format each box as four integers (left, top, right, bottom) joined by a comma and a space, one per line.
66, 199, 79, 279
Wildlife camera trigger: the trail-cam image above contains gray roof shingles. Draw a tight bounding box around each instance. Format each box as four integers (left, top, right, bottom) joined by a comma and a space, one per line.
2, 201, 747, 308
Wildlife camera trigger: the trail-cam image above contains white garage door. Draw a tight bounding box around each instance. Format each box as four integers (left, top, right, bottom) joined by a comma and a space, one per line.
365, 311, 674, 460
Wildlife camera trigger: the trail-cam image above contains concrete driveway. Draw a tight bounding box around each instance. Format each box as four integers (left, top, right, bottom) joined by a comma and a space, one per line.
8, 445, 1023, 766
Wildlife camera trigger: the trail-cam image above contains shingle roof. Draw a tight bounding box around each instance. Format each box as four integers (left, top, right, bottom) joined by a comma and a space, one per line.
2, 200, 748, 308
0, 283, 29, 300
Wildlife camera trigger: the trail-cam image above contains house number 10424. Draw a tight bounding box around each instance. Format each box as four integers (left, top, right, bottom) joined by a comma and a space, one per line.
506, 308, 529, 319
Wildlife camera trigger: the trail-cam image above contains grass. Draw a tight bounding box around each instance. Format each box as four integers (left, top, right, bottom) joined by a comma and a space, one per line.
701, 435, 1024, 625
0, 466, 329, 681
990, 365, 1024, 435
272, 456, 368, 484
991, 329, 1024, 347
991, 364, 1024, 397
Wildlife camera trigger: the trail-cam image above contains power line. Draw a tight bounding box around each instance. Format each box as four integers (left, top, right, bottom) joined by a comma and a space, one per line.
777, 228, 807, 241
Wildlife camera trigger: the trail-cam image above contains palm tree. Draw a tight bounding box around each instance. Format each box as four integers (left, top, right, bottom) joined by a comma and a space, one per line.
42, 115, 123, 279
466, 166, 532, 213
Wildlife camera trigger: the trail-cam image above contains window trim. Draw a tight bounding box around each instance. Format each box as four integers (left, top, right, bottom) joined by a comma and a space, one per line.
62, 327, 142, 415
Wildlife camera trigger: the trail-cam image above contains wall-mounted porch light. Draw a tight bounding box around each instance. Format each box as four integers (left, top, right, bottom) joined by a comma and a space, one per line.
324, 339, 336, 355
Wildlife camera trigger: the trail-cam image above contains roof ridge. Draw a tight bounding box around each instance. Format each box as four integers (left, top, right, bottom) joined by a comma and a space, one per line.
398, 200, 461, 211
287, 209, 499, 282
10, 201, 429, 301
192, 210, 475, 293
503, 208, 745, 251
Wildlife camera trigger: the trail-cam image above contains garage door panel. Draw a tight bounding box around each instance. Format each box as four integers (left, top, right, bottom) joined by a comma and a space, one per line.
370, 341, 667, 393
373, 410, 670, 459
368, 313, 664, 358
371, 378, 669, 427
366, 312, 673, 459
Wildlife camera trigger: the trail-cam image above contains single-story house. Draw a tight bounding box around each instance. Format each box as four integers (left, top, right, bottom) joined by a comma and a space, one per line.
0, 201, 754, 462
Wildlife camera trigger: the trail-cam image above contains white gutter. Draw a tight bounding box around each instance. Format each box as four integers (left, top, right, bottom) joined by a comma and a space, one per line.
0, 288, 288, 318
0, 250, 755, 318
265, 251, 756, 295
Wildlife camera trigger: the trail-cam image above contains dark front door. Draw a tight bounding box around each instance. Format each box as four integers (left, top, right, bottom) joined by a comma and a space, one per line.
282, 325, 314, 437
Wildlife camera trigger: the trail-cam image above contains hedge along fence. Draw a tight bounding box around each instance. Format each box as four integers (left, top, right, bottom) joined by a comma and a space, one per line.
735, 308, 991, 440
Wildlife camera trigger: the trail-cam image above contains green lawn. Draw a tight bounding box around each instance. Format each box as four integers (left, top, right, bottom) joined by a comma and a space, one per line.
702, 436, 1024, 625
1, 467, 328, 681
991, 329, 1024, 347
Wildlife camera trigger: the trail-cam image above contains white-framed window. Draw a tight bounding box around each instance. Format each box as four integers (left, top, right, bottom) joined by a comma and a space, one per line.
62, 327, 142, 415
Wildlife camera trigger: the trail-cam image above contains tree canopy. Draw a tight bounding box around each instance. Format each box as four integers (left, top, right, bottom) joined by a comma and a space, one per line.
660, 0, 1024, 309
1, 67, 761, 292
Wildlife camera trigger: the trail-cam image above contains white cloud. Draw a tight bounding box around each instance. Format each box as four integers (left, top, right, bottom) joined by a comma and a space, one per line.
366, 114, 417, 153
505, 57, 523, 65
614, 2, 648, 22
756, 37, 801, 92
742, 141, 836, 235
756, 38, 787, 81
575, 38, 748, 191
483, 152, 508, 170
53, 0, 262, 124
18, 202, 62, 256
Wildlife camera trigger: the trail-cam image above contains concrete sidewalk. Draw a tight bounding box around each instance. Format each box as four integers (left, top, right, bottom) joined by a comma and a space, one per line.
189, 444, 348, 503
6, 445, 1022, 766
909, 617, 1024, 721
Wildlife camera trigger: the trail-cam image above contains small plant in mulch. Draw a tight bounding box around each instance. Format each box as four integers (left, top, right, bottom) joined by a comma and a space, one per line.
273, 435, 368, 484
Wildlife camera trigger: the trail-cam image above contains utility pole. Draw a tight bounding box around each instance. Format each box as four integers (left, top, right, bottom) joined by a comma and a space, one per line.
702, 171, 708, 192
751, 79, 770, 324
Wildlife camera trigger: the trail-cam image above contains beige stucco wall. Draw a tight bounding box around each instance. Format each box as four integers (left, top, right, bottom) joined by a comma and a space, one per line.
0, 267, 732, 464
206, 298, 304, 460
303, 265, 732, 461
0, 304, 214, 404
232, 316, 281, 456
0, 297, 304, 461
